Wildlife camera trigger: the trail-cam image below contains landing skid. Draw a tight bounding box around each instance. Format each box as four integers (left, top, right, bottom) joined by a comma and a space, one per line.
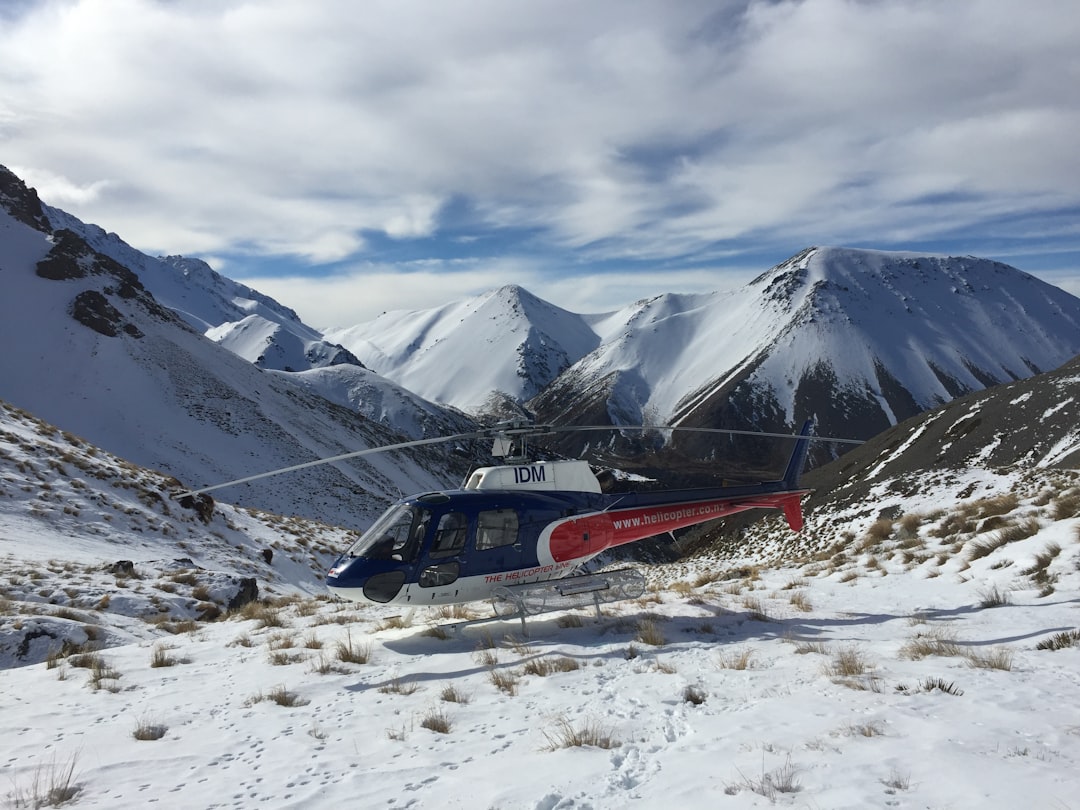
447, 568, 647, 636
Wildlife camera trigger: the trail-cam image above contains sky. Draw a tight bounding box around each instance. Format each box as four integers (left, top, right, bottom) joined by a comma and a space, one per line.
2, 0, 1080, 326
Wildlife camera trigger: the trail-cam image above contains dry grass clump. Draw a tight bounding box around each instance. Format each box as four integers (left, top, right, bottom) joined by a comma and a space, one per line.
977, 584, 1011, 607
420, 707, 452, 734
847, 721, 885, 737
823, 646, 870, 678
1036, 629, 1080, 651
865, 518, 894, 543
792, 640, 828, 655
1051, 489, 1080, 520
150, 643, 184, 668
376, 612, 415, 631
247, 685, 309, 707
378, 678, 421, 695
788, 591, 812, 612
309, 651, 350, 675
542, 716, 620, 750
132, 715, 168, 741
439, 685, 471, 704
335, 630, 371, 665
236, 600, 287, 629
8, 751, 81, 808
556, 613, 584, 629
741, 596, 771, 622
635, 618, 665, 646
965, 647, 1013, 671
724, 756, 801, 799
895, 677, 964, 696
718, 648, 755, 670
976, 493, 1020, 519
899, 625, 962, 660
489, 669, 519, 695
1022, 541, 1061, 586
521, 656, 581, 677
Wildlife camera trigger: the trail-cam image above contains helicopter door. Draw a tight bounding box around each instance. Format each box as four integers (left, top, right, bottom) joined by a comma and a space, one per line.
416, 511, 468, 593
470, 507, 522, 574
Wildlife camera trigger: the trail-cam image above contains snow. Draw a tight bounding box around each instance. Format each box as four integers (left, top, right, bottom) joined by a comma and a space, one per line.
4, 405, 1080, 809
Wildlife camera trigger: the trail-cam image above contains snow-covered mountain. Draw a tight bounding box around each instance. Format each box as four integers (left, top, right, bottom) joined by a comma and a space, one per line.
325, 284, 605, 414
43, 205, 362, 373
535, 247, 1080, 449
0, 165, 476, 528
332, 247, 1080, 466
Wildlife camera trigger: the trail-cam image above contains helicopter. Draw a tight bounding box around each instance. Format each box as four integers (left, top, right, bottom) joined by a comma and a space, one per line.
175, 419, 858, 610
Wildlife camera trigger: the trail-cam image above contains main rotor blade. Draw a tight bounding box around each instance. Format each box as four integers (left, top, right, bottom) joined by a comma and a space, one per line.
171, 420, 862, 501
171, 429, 491, 500
531, 424, 865, 445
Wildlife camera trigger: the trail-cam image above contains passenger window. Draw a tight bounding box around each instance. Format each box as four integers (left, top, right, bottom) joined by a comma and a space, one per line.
476, 509, 518, 550
429, 512, 468, 558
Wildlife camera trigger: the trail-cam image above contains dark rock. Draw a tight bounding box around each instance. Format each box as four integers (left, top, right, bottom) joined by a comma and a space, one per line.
227, 577, 259, 609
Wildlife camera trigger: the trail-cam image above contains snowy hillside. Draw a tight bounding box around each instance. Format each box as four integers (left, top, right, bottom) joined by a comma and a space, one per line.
4, 392, 1080, 808
325, 284, 604, 413
0, 167, 471, 529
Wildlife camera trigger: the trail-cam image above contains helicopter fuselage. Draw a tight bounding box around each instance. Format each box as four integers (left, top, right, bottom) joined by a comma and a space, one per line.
324, 459, 807, 607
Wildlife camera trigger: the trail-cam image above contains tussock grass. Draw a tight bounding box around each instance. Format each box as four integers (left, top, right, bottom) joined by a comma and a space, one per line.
718, 648, 755, 670
1036, 629, 1080, 651
788, 591, 812, 612
489, 669, 519, 695
741, 596, 771, 622
376, 611, 415, 631
978, 584, 1011, 608
8, 751, 81, 808
635, 618, 665, 646
724, 756, 801, 799
966, 647, 1013, 671
823, 646, 870, 678
308, 651, 350, 675
521, 656, 581, 677
420, 707, 452, 734
848, 721, 885, 737
556, 613, 584, 628
378, 678, 420, 695
1051, 490, 1080, 520
150, 643, 182, 668
792, 640, 828, 655
895, 677, 964, 696
439, 685, 471, 704
132, 715, 168, 741
899, 625, 963, 660
248, 685, 309, 707
542, 716, 619, 750
335, 630, 371, 664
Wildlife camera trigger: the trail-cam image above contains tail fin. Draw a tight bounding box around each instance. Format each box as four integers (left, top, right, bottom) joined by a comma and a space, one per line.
781, 418, 815, 489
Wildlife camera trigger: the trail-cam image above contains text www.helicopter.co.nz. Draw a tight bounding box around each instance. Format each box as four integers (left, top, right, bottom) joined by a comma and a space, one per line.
611, 503, 724, 530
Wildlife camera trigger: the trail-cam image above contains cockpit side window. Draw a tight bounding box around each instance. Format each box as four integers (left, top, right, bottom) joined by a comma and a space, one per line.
429, 512, 468, 558
475, 508, 518, 550
347, 504, 430, 562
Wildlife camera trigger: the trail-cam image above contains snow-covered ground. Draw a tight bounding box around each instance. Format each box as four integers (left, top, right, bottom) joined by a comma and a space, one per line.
4, 437, 1080, 808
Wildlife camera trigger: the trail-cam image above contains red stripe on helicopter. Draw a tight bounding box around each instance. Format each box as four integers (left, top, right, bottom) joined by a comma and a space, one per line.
545, 492, 805, 564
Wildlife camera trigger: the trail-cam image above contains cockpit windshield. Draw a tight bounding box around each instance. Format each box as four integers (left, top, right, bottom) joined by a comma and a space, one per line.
345, 504, 431, 562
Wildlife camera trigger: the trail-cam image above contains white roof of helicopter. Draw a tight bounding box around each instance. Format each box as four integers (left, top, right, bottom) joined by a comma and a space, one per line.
462, 459, 602, 493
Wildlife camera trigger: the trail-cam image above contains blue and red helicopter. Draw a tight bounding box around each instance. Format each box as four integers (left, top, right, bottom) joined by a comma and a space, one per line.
177, 420, 854, 609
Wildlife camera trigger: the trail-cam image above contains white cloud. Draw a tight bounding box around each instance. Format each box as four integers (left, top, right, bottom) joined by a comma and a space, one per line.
1, 0, 1078, 308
